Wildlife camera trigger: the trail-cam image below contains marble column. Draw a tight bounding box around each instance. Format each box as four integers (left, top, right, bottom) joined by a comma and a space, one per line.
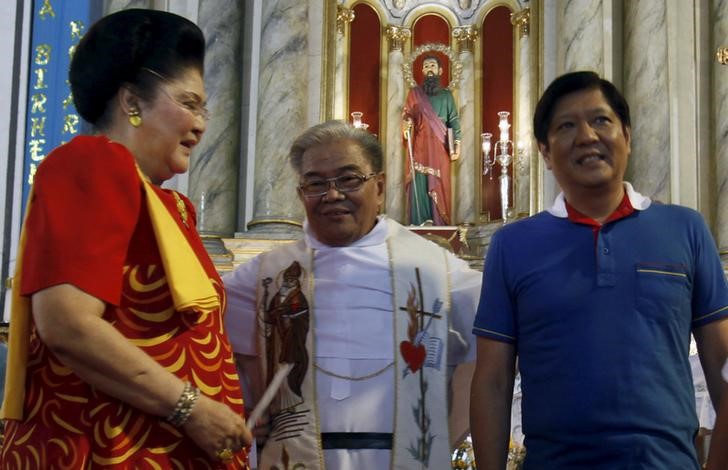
104, 0, 151, 14
247, 0, 309, 235
623, 0, 669, 202
384, 25, 409, 223
453, 26, 477, 225
512, 9, 532, 219
555, 0, 606, 75
714, 0, 728, 265
334, 6, 354, 120
190, 0, 243, 239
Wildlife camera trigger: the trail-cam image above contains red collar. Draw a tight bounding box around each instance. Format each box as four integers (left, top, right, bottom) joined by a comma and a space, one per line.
565, 192, 635, 227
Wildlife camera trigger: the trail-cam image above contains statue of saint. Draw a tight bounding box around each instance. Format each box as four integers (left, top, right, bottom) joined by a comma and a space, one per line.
402, 55, 461, 226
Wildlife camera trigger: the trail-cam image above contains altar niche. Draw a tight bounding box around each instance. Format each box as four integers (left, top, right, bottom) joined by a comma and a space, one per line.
335, 1, 529, 231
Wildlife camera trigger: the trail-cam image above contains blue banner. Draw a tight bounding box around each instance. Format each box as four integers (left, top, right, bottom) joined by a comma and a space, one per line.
21, 0, 95, 214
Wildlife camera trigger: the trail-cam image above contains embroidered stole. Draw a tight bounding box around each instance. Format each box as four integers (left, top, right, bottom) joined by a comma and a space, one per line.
254, 222, 451, 469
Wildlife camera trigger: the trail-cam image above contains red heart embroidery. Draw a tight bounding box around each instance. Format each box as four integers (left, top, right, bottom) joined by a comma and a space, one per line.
400, 340, 426, 373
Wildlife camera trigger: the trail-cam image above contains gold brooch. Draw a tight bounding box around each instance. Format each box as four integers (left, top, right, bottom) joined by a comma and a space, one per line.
172, 191, 189, 228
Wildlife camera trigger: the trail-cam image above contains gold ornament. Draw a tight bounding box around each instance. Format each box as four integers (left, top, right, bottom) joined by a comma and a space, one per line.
172, 191, 189, 229
215, 448, 234, 462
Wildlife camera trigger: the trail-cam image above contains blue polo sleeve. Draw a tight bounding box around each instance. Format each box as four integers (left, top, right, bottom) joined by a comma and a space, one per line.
472, 230, 517, 344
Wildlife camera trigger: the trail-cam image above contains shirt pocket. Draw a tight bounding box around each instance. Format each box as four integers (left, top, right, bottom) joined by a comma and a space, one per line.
635, 263, 691, 323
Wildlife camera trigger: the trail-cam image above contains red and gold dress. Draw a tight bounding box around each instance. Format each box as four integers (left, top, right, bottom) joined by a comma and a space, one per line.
1, 135, 248, 469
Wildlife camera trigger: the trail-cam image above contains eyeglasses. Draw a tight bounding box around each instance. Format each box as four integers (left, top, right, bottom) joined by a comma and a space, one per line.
299, 172, 377, 198
141, 67, 210, 121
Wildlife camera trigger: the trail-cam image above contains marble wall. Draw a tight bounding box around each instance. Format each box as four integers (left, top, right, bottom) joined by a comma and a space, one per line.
105, 0, 151, 13
715, 0, 728, 261
190, 0, 243, 237
385, 44, 407, 221
247, 1, 310, 234
623, 0, 670, 202
454, 46, 475, 225
555, 0, 606, 76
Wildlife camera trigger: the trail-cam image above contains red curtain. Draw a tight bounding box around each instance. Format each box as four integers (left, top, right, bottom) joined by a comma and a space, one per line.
481, 6, 514, 221
348, 4, 381, 136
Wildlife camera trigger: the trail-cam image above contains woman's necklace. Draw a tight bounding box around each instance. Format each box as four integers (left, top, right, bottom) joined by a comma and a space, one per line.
171, 191, 189, 229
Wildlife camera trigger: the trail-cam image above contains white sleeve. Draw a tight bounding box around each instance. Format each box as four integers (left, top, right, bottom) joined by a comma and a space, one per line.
446, 252, 483, 364
723, 359, 728, 383
222, 255, 262, 356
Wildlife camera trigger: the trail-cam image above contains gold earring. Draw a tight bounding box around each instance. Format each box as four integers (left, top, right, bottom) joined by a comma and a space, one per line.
128, 109, 142, 127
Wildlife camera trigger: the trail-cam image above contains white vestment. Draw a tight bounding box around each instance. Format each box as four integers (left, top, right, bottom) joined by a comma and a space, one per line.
224, 217, 482, 469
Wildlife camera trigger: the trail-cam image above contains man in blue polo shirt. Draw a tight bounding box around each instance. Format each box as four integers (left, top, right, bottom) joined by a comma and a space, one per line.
470, 71, 728, 469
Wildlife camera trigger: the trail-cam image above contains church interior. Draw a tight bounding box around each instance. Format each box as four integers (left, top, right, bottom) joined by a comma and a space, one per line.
0, 0, 726, 467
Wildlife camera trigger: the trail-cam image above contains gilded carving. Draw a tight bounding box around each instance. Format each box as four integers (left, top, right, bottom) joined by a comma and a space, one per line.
35, 44, 51, 65
453, 26, 478, 53
62, 90, 74, 109
717, 47, 728, 65
33, 68, 48, 90
31, 117, 46, 137
38, 0, 56, 20
511, 8, 530, 38
70, 20, 84, 40
63, 114, 80, 134
386, 25, 411, 52
28, 139, 46, 161
31, 93, 47, 113
27, 164, 37, 185
336, 5, 355, 35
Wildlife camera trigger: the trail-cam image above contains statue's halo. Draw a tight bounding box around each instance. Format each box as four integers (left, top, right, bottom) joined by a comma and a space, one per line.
403, 43, 463, 91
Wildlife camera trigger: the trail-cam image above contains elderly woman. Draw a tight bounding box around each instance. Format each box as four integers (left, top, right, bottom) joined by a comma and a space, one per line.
1, 9, 251, 468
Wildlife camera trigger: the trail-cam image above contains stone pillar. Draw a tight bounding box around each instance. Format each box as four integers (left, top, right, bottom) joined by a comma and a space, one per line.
180, 1, 244, 271
511, 8, 533, 219
555, 0, 607, 74
384, 25, 410, 223
104, 0, 151, 14
453, 25, 477, 225
334, 6, 354, 120
623, 1, 670, 202
246, 0, 310, 236
714, 0, 728, 266
190, 0, 243, 239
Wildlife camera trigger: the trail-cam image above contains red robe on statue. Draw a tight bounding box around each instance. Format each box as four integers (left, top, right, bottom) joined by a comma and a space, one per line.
403, 86, 452, 225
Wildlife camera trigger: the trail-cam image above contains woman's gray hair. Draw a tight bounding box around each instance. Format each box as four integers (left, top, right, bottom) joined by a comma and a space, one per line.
289, 120, 384, 174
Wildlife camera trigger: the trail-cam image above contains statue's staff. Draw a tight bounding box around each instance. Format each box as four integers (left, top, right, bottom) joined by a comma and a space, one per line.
404, 119, 423, 223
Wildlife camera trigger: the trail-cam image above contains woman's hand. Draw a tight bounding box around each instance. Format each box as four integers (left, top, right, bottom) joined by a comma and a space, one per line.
183, 394, 253, 461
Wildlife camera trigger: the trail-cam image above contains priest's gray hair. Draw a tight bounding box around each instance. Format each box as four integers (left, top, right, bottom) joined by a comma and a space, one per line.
289, 120, 384, 174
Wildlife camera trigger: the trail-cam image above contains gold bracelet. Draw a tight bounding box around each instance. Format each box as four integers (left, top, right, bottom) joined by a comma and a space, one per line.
166, 381, 200, 427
